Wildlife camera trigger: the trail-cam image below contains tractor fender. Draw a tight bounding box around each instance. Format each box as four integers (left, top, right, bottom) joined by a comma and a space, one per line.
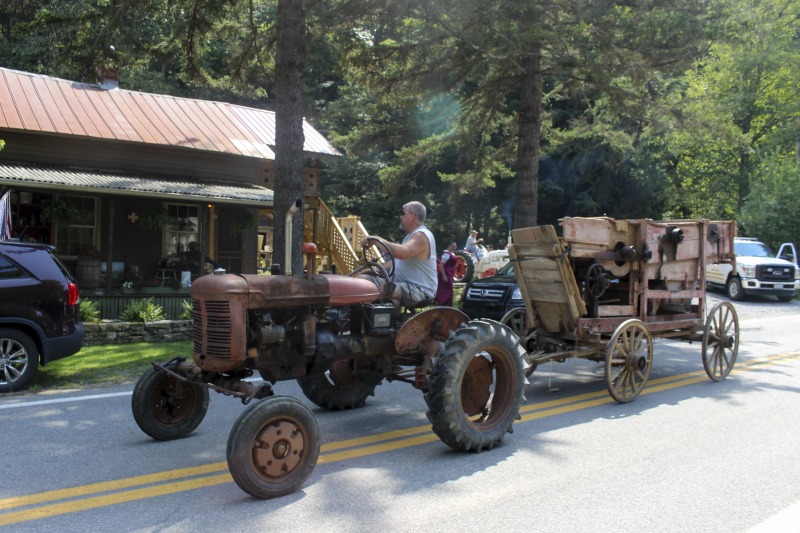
394, 307, 470, 357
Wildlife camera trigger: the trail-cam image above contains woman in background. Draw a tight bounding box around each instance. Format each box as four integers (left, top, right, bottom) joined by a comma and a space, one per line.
434, 241, 458, 306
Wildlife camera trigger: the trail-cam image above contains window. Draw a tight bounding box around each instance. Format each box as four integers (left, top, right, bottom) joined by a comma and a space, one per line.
54, 196, 97, 256
163, 203, 199, 258
0, 255, 25, 279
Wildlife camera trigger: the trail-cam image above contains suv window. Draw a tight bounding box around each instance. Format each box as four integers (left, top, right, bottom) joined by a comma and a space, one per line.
0, 255, 25, 279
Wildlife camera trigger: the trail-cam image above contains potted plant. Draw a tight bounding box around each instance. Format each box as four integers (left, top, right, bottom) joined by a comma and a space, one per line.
141, 209, 170, 231
76, 246, 101, 290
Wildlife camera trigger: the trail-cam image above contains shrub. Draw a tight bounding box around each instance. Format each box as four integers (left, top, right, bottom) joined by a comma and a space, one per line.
180, 299, 193, 320
80, 299, 102, 323
120, 298, 165, 322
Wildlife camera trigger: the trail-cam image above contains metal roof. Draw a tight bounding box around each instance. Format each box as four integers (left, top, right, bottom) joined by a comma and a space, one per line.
0, 162, 273, 205
0, 67, 340, 160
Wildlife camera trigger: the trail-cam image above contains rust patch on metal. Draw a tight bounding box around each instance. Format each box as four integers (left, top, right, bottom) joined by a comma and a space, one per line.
394, 307, 469, 355
461, 355, 492, 416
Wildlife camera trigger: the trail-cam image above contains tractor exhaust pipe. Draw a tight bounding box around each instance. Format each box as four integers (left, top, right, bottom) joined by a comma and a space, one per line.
284, 199, 303, 276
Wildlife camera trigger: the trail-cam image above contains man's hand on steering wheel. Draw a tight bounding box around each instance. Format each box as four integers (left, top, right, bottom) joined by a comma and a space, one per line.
362, 236, 395, 281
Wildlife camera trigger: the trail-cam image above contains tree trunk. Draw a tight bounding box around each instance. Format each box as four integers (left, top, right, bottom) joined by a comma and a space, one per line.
273, 0, 306, 275
513, 46, 543, 229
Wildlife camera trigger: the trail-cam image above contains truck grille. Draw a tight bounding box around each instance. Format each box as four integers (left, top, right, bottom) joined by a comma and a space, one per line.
193, 299, 233, 359
756, 264, 795, 282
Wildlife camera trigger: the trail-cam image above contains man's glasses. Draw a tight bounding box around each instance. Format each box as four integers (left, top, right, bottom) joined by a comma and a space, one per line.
401, 210, 411, 216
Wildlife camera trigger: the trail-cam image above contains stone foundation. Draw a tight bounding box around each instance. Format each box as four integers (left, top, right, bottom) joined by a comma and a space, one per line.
83, 320, 192, 346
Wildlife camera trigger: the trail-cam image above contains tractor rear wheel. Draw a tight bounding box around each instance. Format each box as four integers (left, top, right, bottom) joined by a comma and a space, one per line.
297, 358, 378, 410
424, 319, 526, 452
453, 251, 474, 283
131, 363, 209, 440
227, 396, 320, 499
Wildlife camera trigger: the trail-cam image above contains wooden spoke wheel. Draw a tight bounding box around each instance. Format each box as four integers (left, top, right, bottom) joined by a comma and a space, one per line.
702, 302, 739, 381
500, 307, 538, 377
604, 319, 653, 403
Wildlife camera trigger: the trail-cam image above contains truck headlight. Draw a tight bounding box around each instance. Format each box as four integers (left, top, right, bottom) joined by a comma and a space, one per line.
511, 287, 522, 300
740, 265, 756, 278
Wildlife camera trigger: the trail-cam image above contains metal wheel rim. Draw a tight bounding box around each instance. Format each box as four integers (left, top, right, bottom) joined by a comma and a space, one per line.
605, 320, 653, 403
0, 338, 28, 385
702, 302, 739, 381
150, 376, 198, 425
250, 418, 308, 479
461, 349, 516, 430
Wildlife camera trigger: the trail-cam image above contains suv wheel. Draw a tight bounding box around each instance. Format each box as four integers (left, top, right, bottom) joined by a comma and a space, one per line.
0, 329, 39, 393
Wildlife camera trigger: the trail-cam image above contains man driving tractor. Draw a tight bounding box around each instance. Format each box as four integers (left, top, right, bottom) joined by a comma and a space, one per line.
359, 200, 437, 308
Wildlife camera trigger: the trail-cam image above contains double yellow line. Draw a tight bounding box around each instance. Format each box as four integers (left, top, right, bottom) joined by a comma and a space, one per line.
2, 351, 798, 526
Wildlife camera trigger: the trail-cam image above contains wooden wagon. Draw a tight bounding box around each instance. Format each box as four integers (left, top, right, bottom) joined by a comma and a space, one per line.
502, 217, 740, 403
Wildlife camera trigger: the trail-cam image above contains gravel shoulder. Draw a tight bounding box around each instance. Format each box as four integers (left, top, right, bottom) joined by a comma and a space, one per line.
706, 288, 800, 321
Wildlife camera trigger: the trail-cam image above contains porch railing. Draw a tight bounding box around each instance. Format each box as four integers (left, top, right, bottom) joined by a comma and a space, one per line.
81, 290, 190, 321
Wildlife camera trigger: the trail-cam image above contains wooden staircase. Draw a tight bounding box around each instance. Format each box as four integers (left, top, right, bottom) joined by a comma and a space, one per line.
305, 198, 370, 274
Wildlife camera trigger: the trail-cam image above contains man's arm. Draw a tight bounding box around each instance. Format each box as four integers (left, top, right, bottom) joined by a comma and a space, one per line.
361, 232, 430, 261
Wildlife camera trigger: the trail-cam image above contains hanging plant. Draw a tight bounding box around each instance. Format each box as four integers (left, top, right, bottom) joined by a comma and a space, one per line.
141, 209, 170, 230
229, 211, 259, 235
42, 199, 80, 224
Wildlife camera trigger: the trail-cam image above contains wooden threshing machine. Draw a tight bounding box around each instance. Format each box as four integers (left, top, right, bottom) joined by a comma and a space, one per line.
503, 217, 740, 403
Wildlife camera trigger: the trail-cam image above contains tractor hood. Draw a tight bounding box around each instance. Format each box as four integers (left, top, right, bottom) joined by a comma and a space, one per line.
191, 273, 381, 308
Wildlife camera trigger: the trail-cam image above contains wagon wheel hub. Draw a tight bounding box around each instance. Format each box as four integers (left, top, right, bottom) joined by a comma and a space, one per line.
627, 349, 648, 373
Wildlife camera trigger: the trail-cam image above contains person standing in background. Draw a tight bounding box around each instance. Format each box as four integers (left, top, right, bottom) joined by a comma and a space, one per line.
434, 241, 458, 306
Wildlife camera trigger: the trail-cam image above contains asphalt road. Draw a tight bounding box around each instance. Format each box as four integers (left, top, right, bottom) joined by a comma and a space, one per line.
1, 293, 799, 533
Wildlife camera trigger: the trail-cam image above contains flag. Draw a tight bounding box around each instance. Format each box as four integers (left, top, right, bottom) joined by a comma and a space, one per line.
0, 191, 11, 240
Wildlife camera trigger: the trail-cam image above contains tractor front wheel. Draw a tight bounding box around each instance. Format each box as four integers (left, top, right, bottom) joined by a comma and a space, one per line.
131, 363, 210, 440
227, 396, 320, 499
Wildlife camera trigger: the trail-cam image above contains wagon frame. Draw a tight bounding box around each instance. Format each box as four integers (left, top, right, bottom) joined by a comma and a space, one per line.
503, 217, 740, 403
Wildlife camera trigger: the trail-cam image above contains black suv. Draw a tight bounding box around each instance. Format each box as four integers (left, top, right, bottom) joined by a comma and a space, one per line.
0, 241, 84, 392
459, 261, 524, 320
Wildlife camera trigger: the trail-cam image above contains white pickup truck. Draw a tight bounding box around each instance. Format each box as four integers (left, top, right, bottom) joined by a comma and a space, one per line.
706, 237, 798, 302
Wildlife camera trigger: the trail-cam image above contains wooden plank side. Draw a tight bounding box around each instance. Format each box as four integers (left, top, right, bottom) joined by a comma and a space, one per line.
510, 225, 586, 333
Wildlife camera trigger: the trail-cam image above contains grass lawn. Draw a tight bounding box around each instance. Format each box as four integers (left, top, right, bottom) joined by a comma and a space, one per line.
30, 340, 193, 392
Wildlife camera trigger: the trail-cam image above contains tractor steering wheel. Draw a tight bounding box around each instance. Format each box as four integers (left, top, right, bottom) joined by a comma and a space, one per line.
362, 237, 395, 281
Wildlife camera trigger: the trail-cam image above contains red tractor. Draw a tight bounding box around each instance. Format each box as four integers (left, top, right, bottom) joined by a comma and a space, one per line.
131, 203, 527, 499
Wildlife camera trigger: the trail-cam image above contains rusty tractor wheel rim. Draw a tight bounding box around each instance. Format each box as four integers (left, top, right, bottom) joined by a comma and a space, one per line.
461, 349, 515, 428
328, 359, 358, 388
151, 377, 197, 425
251, 419, 306, 479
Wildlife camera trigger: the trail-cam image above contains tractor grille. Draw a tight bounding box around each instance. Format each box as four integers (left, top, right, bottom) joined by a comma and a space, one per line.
756, 264, 795, 282
193, 299, 233, 359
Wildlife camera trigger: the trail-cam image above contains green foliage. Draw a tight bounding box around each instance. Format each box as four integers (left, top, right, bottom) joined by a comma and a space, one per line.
79, 299, 101, 323
120, 298, 166, 322
180, 299, 193, 320
739, 159, 800, 249
3, 0, 800, 242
